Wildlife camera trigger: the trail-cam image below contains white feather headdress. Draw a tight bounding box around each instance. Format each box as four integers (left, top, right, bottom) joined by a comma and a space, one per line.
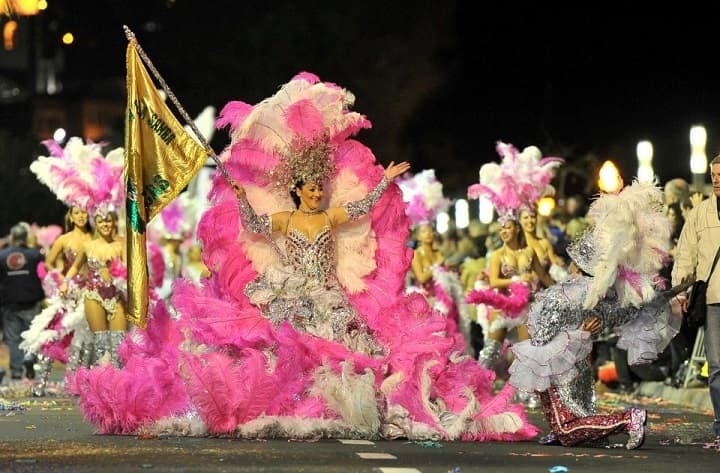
467, 141, 563, 223
567, 180, 671, 310
29, 137, 125, 217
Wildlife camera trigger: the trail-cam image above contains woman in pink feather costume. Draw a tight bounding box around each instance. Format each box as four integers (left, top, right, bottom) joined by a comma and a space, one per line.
20, 206, 94, 396
409, 222, 473, 357
71, 73, 538, 442
21, 136, 125, 396
470, 218, 554, 369
63, 211, 128, 369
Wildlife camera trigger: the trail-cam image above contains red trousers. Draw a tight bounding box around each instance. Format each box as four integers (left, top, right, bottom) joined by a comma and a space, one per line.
539, 385, 631, 447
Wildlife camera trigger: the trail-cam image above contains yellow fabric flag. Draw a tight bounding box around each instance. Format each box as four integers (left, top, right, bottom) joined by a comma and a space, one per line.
124, 39, 209, 328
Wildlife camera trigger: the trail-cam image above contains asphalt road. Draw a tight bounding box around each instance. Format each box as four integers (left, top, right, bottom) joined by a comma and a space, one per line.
0, 384, 718, 473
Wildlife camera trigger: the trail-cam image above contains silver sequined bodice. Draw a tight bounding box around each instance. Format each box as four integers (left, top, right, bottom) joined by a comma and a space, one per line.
286, 224, 336, 287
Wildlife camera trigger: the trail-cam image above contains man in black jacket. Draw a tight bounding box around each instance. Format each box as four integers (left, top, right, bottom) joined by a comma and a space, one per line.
0, 223, 45, 381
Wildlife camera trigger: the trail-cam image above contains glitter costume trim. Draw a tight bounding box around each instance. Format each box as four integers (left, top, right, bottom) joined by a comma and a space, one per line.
344, 177, 389, 221
83, 257, 127, 319
237, 193, 272, 237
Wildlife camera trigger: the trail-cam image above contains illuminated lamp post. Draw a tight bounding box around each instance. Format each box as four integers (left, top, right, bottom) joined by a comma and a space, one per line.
436, 211, 450, 235
455, 198, 469, 230
537, 196, 556, 217
689, 125, 708, 194
636, 140, 655, 184
598, 160, 623, 194
1, 0, 41, 15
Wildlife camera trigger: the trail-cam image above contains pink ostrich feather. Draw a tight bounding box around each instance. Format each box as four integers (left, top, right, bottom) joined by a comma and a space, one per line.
108, 257, 127, 279
216, 100, 254, 132
32, 223, 62, 250
74, 72, 539, 442
468, 141, 564, 219
284, 99, 325, 136
466, 282, 531, 318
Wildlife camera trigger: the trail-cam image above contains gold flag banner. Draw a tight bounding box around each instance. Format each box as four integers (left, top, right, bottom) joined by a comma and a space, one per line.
124, 39, 209, 328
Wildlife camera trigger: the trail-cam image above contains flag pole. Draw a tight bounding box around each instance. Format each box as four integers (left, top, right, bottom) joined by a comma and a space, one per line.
122, 25, 235, 186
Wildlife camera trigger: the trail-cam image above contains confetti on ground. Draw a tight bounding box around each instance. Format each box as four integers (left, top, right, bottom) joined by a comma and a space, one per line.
408, 440, 443, 448
508, 452, 553, 457
548, 466, 568, 473
702, 439, 720, 452
0, 401, 27, 411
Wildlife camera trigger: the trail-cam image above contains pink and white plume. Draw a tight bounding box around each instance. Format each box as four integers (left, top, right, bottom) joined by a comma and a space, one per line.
30, 137, 125, 217
467, 141, 563, 222
396, 169, 450, 226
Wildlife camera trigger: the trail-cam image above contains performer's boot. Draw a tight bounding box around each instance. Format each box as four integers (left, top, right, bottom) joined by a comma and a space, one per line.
32, 355, 53, 397
515, 390, 540, 409
108, 331, 126, 368
65, 343, 82, 372
79, 339, 95, 369
92, 331, 110, 367
477, 338, 502, 369
625, 407, 647, 450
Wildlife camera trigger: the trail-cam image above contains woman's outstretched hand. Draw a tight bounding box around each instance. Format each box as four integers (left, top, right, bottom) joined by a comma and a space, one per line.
384, 161, 411, 180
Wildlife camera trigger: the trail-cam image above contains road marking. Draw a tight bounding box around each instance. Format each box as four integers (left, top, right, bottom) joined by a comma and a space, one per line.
378, 469, 423, 473
338, 439, 375, 445
356, 452, 398, 460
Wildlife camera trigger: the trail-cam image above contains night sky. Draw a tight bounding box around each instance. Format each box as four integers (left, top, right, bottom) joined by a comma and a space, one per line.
10, 2, 720, 203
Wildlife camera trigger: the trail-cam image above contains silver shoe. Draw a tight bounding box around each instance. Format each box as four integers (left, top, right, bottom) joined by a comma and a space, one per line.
526, 392, 540, 409
32, 355, 53, 397
625, 407, 647, 450
477, 339, 502, 369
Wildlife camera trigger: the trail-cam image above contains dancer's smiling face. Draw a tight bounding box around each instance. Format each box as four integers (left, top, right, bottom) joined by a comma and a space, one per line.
296, 182, 324, 212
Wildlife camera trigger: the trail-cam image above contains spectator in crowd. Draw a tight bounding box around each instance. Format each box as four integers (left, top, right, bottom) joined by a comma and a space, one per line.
672, 156, 720, 440
0, 223, 45, 381
663, 178, 690, 213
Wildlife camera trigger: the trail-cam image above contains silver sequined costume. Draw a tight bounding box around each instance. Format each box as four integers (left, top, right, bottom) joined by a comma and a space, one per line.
510, 274, 678, 414
238, 178, 389, 355
508, 273, 678, 447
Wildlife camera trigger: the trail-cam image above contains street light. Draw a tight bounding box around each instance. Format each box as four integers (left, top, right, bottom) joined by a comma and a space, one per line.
455, 199, 469, 229
690, 125, 708, 193
636, 140, 654, 184
598, 160, 622, 193
436, 211, 450, 235
478, 196, 494, 224
537, 196, 556, 217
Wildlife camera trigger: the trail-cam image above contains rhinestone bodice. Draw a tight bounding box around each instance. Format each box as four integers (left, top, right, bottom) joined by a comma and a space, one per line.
285, 212, 336, 286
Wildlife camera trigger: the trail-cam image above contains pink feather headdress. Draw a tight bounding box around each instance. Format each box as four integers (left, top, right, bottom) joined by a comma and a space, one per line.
147, 192, 196, 243
396, 169, 450, 226
216, 71, 370, 191
30, 137, 125, 217
30, 223, 63, 251
467, 141, 563, 223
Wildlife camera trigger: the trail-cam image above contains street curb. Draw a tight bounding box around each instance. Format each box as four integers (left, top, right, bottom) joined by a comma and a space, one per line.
636, 381, 712, 412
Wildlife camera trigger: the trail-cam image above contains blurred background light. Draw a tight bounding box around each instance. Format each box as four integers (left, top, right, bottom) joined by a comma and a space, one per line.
454, 198, 469, 229
636, 140, 654, 184
478, 196, 494, 224
52, 127, 65, 143
689, 125, 707, 174
537, 196, 556, 217
436, 211, 449, 235
598, 160, 622, 193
